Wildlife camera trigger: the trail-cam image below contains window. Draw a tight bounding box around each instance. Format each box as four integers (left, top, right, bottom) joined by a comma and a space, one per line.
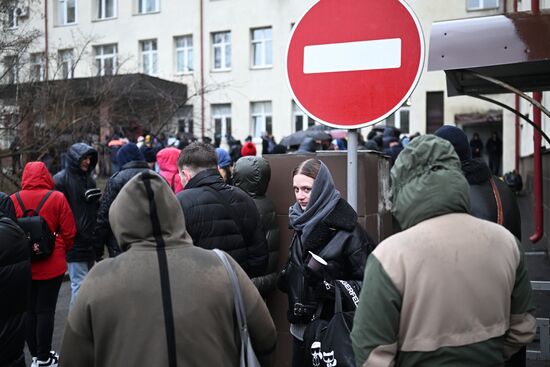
7, 2, 18, 29
177, 106, 194, 136
94, 44, 117, 76
58, 49, 74, 79
97, 0, 116, 19
3, 56, 18, 84
292, 101, 315, 132
138, 0, 159, 13
251, 27, 272, 68
212, 31, 231, 71
467, 0, 499, 10
426, 91, 444, 134
31, 53, 46, 81
59, 0, 76, 25
251, 101, 272, 137
212, 104, 231, 141
175, 35, 193, 74
385, 106, 410, 134
140, 39, 158, 76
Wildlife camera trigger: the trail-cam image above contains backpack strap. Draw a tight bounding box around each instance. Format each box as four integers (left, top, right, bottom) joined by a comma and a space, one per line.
489, 177, 504, 225
15, 192, 28, 217
35, 190, 54, 216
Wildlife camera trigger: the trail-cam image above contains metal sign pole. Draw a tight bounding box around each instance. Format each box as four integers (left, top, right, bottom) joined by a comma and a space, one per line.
347, 129, 358, 211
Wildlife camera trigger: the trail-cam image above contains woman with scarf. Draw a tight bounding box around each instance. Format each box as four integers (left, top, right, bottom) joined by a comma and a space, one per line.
278, 158, 375, 367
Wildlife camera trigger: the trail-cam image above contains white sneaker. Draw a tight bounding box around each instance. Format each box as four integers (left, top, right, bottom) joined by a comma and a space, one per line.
35, 351, 58, 367
31, 357, 37, 367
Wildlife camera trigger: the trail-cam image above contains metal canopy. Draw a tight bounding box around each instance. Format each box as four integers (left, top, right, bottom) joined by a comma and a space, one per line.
428, 10, 550, 95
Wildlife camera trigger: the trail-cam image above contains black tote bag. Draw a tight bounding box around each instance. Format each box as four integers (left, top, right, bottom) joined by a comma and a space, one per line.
303, 280, 357, 367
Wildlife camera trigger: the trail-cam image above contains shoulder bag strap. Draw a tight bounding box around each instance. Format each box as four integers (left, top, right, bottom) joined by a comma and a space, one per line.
213, 249, 249, 351
489, 177, 504, 225
34, 190, 54, 216
170, 172, 177, 191
15, 192, 28, 217
204, 186, 244, 236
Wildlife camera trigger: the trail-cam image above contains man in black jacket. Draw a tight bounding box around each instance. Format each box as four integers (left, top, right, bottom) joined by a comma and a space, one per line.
94, 143, 151, 260
54, 143, 99, 305
435, 126, 524, 367
0, 193, 31, 367
176, 142, 268, 278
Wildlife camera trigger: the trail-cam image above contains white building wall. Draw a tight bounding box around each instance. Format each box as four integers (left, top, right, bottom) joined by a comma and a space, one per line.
3, 0, 548, 170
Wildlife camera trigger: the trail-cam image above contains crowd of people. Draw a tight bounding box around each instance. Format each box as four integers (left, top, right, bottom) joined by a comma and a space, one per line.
0, 124, 534, 367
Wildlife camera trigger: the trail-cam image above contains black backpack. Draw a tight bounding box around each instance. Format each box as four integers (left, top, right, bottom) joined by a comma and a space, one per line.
15, 191, 57, 261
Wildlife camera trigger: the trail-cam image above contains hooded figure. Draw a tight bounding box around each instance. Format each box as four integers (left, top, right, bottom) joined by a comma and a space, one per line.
54, 143, 99, 305
94, 143, 150, 259
435, 125, 521, 239
233, 156, 279, 295
351, 135, 535, 367
11, 162, 76, 366
156, 147, 183, 193
277, 159, 374, 364
61, 171, 277, 366
0, 193, 31, 367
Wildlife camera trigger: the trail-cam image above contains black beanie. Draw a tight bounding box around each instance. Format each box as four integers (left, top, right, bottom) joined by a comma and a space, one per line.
434, 125, 472, 162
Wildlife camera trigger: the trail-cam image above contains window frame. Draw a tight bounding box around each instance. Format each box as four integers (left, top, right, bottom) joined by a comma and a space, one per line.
140, 39, 158, 76
137, 0, 159, 14
177, 105, 194, 136
97, 0, 117, 20
211, 31, 231, 71
94, 44, 118, 76
175, 35, 193, 75
292, 101, 315, 132
251, 101, 273, 137
466, 0, 499, 11
7, 4, 18, 29
211, 104, 232, 141
58, 49, 74, 79
251, 27, 273, 69
30, 53, 46, 82
4, 56, 19, 84
59, 0, 77, 25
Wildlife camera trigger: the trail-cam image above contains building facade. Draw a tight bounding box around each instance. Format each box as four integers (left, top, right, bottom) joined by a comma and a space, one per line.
1, 0, 548, 173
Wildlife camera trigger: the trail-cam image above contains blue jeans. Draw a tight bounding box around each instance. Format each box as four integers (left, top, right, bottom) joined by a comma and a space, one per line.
68, 262, 91, 306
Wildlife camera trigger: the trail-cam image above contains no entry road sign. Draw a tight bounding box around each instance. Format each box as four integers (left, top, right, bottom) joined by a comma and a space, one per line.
286, 0, 425, 129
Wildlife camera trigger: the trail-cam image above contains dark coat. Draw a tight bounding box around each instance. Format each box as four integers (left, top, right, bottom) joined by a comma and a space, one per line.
0, 214, 30, 367
462, 159, 521, 239
176, 169, 268, 278
233, 156, 279, 295
54, 143, 98, 263
94, 160, 151, 258
278, 199, 375, 324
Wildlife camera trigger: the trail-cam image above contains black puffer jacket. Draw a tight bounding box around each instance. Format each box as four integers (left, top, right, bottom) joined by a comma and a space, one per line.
462, 159, 521, 239
233, 156, 279, 295
176, 169, 268, 278
0, 209, 31, 367
94, 160, 151, 258
54, 143, 98, 263
278, 199, 375, 324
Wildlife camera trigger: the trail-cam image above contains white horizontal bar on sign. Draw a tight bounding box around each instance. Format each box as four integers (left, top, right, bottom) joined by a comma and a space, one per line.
303, 38, 402, 74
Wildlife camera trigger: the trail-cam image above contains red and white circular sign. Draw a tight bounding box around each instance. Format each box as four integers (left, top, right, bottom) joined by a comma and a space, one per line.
286, 0, 425, 129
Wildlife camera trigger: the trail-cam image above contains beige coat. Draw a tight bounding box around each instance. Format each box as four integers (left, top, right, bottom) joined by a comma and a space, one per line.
60, 171, 277, 367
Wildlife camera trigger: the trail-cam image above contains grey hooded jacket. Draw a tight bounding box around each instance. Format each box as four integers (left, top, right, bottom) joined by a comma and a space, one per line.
61, 171, 277, 367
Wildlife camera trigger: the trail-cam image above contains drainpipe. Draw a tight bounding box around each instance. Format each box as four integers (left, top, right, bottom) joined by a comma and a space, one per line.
515, 95, 520, 173
44, 0, 49, 80
513, 0, 518, 12
529, 0, 543, 243
530, 92, 543, 243
200, 0, 205, 139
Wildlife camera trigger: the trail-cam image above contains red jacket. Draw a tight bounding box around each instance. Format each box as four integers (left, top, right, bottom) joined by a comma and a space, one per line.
156, 147, 183, 194
11, 162, 76, 280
